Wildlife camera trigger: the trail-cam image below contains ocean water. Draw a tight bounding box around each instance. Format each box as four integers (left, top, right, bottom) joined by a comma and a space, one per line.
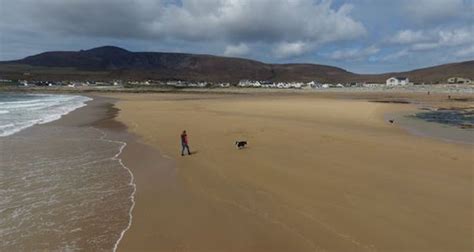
0, 93, 92, 137
392, 108, 474, 145
0, 93, 134, 251
415, 109, 474, 128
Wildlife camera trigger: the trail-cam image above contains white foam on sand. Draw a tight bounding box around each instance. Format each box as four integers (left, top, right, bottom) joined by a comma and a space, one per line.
0, 94, 92, 137
93, 128, 137, 252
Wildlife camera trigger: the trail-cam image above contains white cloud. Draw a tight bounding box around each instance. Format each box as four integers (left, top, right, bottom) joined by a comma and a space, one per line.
224, 43, 250, 57
273, 41, 310, 58
328, 45, 380, 60
390, 30, 427, 44
437, 27, 474, 46
410, 43, 440, 51
380, 25, 474, 62
1, 0, 366, 46
390, 27, 474, 51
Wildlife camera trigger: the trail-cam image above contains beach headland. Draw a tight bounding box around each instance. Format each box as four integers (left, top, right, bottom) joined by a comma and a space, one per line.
102, 91, 472, 251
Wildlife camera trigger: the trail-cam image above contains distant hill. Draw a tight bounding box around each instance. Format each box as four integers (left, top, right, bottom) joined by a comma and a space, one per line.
0, 46, 472, 83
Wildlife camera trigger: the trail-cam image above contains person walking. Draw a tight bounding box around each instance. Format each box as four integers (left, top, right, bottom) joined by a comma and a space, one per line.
180, 130, 191, 156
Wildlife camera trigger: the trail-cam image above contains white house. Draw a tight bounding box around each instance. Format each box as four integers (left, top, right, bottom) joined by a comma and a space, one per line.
252, 81, 262, 88
306, 81, 316, 88
238, 80, 253, 87
386, 77, 409, 86
219, 83, 230, 88
289, 82, 303, 89
197, 82, 208, 87
448, 77, 472, 84
363, 83, 384, 88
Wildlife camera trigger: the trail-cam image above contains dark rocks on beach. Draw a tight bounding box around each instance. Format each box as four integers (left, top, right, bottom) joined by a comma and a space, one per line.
460, 124, 474, 129
415, 109, 474, 129
372, 100, 411, 104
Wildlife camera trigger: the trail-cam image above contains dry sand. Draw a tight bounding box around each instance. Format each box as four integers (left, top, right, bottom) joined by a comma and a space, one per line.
107, 92, 472, 251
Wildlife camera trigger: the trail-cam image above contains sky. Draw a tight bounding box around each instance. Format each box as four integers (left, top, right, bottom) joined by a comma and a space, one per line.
0, 0, 473, 73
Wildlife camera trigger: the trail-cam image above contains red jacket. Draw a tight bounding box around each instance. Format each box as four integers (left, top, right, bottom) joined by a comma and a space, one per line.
181, 133, 188, 144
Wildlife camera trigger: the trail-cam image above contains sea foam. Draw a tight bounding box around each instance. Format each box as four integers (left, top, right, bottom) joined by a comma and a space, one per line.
0, 93, 92, 137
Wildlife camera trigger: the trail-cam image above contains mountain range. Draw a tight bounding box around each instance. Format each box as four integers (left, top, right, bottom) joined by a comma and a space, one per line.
0, 46, 473, 83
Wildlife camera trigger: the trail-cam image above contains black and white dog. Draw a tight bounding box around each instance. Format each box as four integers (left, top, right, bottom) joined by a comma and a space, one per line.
235, 141, 248, 149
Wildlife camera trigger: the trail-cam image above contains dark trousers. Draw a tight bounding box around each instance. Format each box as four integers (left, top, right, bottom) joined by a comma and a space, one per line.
181, 143, 191, 155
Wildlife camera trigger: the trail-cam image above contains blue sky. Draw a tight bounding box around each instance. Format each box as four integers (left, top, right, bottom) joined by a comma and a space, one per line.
0, 0, 473, 73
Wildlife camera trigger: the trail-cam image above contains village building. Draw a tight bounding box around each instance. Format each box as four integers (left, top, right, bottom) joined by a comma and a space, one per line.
306, 81, 317, 88
363, 83, 384, 88
448, 77, 472, 84
322, 84, 331, 88
304, 81, 318, 89
238, 80, 254, 87
219, 83, 230, 88
386, 77, 409, 86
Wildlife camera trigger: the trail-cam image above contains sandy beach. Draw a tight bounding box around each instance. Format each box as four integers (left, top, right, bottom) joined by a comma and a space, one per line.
106, 91, 472, 251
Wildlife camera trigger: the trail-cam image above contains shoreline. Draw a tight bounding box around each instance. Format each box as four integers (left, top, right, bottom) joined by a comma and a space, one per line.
69, 96, 174, 252
88, 97, 177, 252
49, 95, 174, 251
50, 94, 175, 251
0, 94, 144, 251
50, 95, 140, 251
3, 93, 174, 251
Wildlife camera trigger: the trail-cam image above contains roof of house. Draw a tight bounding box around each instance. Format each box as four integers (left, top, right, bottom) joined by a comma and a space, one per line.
388, 77, 408, 81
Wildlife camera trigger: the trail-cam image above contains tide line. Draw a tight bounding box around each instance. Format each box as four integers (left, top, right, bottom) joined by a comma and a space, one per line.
93, 127, 137, 252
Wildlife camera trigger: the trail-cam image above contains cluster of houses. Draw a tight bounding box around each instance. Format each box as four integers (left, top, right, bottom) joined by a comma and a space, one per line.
13, 80, 122, 87
237, 78, 405, 89
238, 80, 306, 89
129, 80, 210, 88
128, 80, 233, 88
238, 76, 472, 89
238, 80, 371, 89
2, 76, 472, 89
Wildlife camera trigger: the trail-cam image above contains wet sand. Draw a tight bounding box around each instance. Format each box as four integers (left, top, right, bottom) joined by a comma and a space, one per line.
107, 92, 473, 251
0, 96, 139, 251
